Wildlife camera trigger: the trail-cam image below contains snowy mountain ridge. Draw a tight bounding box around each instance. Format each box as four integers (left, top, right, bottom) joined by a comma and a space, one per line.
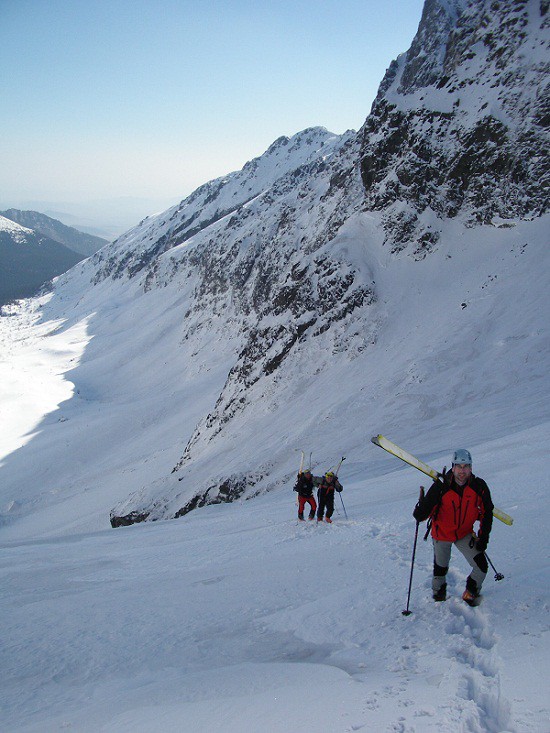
0, 215, 84, 305
0, 214, 34, 239
90, 126, 346, 281
1, 208, 108, 256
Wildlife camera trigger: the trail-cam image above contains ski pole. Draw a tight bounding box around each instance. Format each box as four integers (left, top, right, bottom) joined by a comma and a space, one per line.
335, 456, 347, 518
295, 450, 304, 507
402, 486, 424, 616
339, 492, 348, 519
485, 552, 504, 581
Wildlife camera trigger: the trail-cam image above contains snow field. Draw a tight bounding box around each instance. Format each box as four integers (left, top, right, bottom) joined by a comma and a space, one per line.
1, 424, 548, 732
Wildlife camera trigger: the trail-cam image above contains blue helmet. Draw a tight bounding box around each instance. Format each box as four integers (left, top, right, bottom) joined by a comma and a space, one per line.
452, 448, 472, 465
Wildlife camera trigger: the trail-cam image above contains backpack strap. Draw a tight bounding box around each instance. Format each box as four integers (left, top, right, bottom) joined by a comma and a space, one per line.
423, 518, 432, 541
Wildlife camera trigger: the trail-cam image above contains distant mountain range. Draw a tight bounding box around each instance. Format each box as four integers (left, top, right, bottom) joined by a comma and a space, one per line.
2, 196, 183, 240
0, 210, 108, 305
1, 209, 108, 256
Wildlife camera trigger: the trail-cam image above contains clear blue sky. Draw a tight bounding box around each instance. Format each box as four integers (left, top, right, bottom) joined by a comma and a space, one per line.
0, 0, 425, 226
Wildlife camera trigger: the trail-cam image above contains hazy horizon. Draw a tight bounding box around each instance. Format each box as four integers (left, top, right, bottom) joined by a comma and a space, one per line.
0, 195, 183, 240
1, 0, 425, 236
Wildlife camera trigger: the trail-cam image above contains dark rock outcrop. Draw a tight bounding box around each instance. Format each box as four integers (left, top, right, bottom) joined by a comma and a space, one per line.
360, 0, 549, 251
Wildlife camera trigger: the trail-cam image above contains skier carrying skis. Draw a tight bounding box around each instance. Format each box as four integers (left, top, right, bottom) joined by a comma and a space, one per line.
293, 469, 318, 521
316, 471, 343, 524
413, 448, 494, 605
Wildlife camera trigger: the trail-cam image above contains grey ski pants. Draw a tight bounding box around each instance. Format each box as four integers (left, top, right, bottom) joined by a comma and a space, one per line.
432, 534, 487, 592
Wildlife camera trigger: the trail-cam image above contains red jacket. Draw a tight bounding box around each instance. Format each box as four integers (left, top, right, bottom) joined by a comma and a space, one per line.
414, 474, 493, 543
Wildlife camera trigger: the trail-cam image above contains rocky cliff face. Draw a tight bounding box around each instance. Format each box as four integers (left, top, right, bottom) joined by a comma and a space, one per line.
360, 0, 549, 255
103, 127, 379, 524
61, 0, 547, 526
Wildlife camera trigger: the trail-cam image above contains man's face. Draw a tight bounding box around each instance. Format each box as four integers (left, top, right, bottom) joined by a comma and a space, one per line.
452, 463, 472, 486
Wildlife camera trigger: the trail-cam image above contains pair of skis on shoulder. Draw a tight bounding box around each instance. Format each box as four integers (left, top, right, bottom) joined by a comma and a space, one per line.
297, 451, 346, 476
371, 434, 513, 526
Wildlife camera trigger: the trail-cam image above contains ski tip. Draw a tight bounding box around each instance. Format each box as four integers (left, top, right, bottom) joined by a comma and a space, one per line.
371, 435, 382, 446
493, 508, 514, 525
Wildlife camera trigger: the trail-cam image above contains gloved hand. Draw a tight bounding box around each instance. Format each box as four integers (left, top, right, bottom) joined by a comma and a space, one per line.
413, 487, 425, 521
475, 537, 488, 553
439, 467, 452, 486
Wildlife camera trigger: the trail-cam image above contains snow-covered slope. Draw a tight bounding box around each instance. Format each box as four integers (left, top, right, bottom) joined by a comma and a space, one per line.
1, 406, 549, 732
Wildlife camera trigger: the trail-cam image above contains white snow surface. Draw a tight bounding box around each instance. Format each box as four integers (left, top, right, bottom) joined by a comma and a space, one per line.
1, 212, 549, 731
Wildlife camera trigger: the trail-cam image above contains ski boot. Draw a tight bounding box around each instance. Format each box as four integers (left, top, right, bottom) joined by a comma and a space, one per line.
462, 589, 481, 606
462, 578, 480, 606
432, 583, 447, 602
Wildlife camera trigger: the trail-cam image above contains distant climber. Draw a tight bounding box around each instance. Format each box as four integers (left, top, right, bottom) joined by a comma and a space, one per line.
316, 471, 343, 524
293, 468, 318, 521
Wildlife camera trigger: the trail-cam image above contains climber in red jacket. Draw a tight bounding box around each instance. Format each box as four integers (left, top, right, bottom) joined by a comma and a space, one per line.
413, 448, 494, 605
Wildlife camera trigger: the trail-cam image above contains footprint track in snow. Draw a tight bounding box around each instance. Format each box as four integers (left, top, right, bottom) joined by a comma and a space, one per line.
444, 601, 513, 732
380, 526, 514, 732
